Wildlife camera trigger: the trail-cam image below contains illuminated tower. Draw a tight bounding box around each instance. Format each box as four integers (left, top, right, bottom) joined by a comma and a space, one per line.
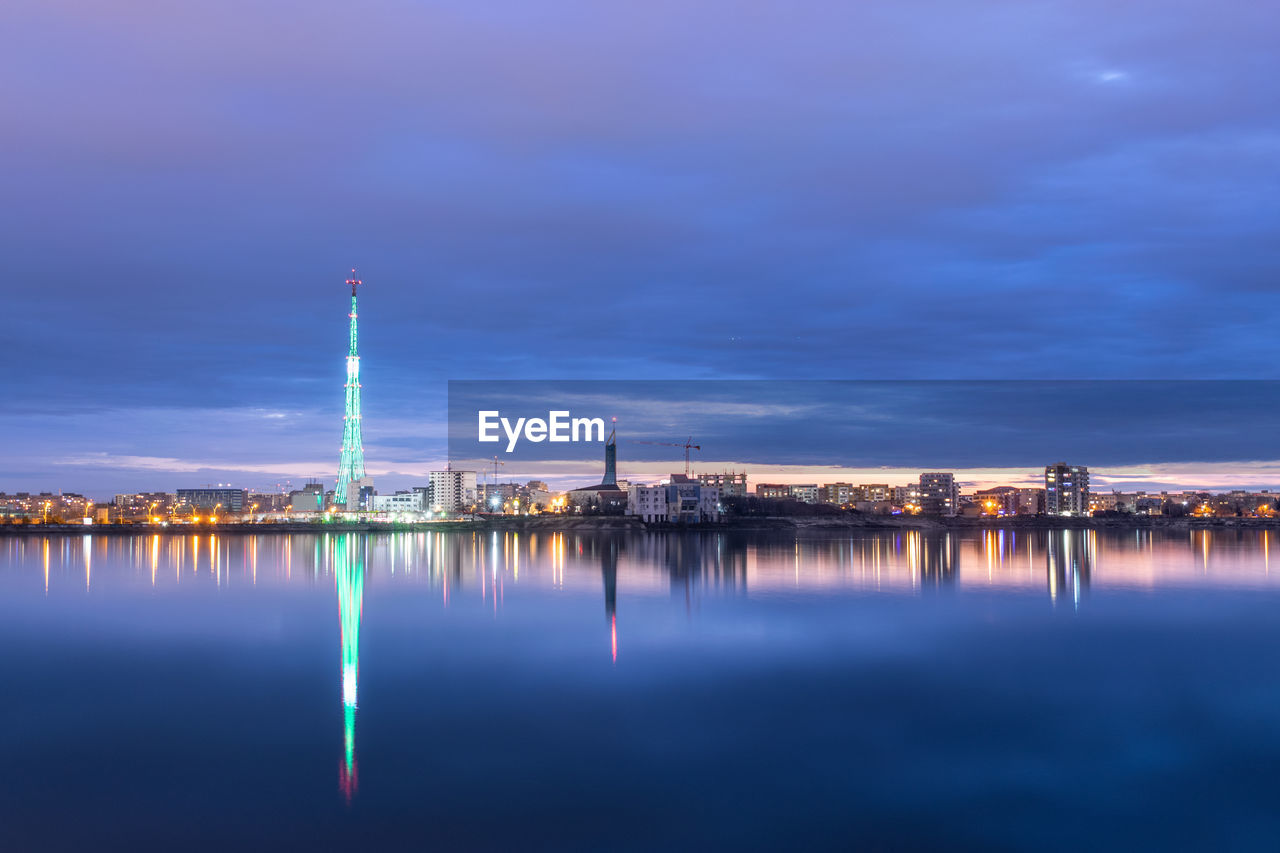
335, 272, 366, 508
336, 535, 364, 800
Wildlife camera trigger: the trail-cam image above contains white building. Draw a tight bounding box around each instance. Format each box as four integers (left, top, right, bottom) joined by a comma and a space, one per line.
430, 469, 477, 514
371, 491, 426, 513
627, 483, 722, 523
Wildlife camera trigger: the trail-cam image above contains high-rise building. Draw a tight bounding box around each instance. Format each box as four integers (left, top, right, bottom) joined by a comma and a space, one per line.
918, 473, 958, 516
1045, 463, 1090, 516
430, 469, 477, 514
335, 272, 368, 510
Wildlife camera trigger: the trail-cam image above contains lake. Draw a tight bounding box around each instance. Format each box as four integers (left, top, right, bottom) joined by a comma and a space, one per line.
3, 528, 1280, 850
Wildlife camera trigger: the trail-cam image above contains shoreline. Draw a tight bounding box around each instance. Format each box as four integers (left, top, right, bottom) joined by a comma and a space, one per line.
3, 514, 1278, 537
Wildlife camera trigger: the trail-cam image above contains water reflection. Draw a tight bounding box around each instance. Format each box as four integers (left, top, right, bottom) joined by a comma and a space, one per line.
9, 527, 1280, 601
915, 531, 958, 591
7, 526, 1280, 817
336, 535, 365, 801
1047, 530, 1094, 609
600, 536, 618, 663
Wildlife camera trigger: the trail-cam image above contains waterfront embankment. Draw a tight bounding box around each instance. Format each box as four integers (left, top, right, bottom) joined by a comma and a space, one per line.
4, 513, 1280, 537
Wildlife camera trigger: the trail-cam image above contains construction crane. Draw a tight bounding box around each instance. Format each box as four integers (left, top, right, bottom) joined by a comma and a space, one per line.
633, 437, 701, 477
489, 456, 505, 485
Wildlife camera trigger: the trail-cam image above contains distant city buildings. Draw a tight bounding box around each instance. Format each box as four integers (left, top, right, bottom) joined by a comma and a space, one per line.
0, 492, 93, 522
9, 474, 1280, 525
698, 472, 747, 498
290, 482, 326, 513
479, 480, 553, 512
755, 484, 790, 500
819, 483, 853, 505
788, 484, 819, 503
1045, 463, 1090, 516
918, 473, 958, 516
248, 492, 291, 513
860, 484, 890, 503
892, 485, 919, 506
176, 488, 247, 513
113, 492, 175, 520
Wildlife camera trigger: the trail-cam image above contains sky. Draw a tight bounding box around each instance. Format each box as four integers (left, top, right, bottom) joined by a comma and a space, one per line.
3, 1, 1279, 497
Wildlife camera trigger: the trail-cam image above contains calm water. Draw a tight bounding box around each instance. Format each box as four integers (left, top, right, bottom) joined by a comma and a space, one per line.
4, 528, 1280, 850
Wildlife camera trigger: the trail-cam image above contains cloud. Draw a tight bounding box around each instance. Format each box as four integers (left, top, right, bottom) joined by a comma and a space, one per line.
2, 0, 1278, 493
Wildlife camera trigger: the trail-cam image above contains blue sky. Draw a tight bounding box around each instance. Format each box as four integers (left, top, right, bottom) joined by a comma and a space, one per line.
3, 1, 1278, 496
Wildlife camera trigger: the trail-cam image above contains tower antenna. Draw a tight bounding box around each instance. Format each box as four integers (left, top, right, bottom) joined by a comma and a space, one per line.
335, 271, 367, 508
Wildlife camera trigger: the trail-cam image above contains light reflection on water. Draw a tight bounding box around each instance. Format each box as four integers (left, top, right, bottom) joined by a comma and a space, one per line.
5, 527, 1277, 598
3, 528, 1280, 849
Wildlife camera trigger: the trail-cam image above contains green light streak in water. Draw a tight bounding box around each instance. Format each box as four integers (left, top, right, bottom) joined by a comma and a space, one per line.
336, 535, 364, 795
344, 703, 356, 777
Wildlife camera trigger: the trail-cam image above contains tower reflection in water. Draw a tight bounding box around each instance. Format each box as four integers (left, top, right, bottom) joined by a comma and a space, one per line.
335, 534, 365, 801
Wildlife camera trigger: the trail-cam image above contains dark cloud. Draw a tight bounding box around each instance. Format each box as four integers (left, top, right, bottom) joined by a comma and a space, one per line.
2, 1, 1278, 491
448, 380, 1280, 470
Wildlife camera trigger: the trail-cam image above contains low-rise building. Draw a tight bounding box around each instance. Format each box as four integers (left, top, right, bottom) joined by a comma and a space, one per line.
891, 485, 919, 507
820, 483, 855, 505
698, 472, 748, 498
756, 484, 790, 500
627, 482, 722, 523
371, 491, 426, 513
973, 486, 1020, 515
113, 492, 175, 519
1017, 488, 1045, 514
290, 482, 326, 513
859, 484, 890, 502
789, 484, 819, 503
177, 488, 247, 513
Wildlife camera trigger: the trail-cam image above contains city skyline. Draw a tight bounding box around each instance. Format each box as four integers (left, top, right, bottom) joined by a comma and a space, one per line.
5, 1, 1279, 498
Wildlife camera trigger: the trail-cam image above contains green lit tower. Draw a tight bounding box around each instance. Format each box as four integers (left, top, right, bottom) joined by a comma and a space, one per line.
335, 271, 366, 508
